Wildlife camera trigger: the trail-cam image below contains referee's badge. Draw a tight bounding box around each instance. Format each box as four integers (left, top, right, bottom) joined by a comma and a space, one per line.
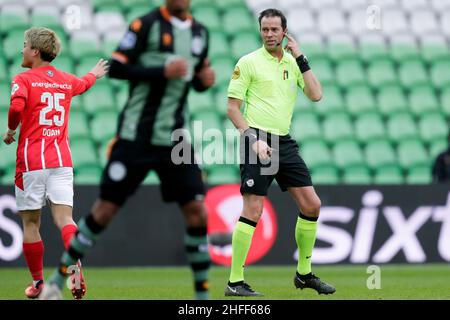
246, 179, 254, 187
232, 66, 240, 79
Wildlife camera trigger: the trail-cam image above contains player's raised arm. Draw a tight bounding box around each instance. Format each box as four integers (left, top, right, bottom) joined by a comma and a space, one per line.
72, 59, 109, 96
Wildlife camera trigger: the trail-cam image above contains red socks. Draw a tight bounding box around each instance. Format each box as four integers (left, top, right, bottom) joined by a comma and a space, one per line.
22, 241, 44, 281
61, 224, 78, 250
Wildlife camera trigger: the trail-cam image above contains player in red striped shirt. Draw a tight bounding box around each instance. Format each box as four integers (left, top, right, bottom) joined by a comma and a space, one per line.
2, 27, 108, 299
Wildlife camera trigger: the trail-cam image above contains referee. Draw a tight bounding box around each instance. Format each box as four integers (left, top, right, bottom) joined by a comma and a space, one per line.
224, 8, 335, 296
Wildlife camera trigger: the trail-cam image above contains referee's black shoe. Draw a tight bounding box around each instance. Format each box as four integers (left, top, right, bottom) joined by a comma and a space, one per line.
225, 281, 264, 297
294, 272, 336, 295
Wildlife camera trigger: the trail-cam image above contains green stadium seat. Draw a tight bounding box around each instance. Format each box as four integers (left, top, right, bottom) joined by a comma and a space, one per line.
397, 140, 429, 171
82, 82, 117, 114
0, 83, 11, 110
421, 42, 449, 64
354, 113, 386, 144
69, 111, 91, 140
126, 6, 156, 22
314, 85, 345, 115
193, 6, 222, 32
8, 58, 27, 81
322, 113, 354, 143
390, 42, 420, 63
398, 59, 429, 90
209, 31, 230, 61
0, 10, 29, 35
311, 58, 334, 85
0, 58, 8, 82
332, 140, 365, 169
188, 91, 215, 114
90, 111, 118, 143
207, 165, 240, 185
335, 59, 366, 88
406, 165, 432, 184
214, 0, 247, 11
311, 166, 339, 185
290, 112, 322, 143
0, 142, 16, 172
342, 166, 372, 184
69, 37, 102, 61
0, 167, 15, 186
374, 165, 404, 184
359, 42, 389, 63
409, 86, 440, 116
212, 57, 234, 88
327, 40, 358, 63
418, 113, 448, 143
301, 41, 325, 60
430, 61, 450, 90
74, 166, 103, 185
30, 13, 62, 31
52, 56, 75, 74
231, 33, 260, 61
213, 85, 228, 116
3, 31, 26, 62
429, 139, 447, 160
191, 110, 223, 134
75, 57, 104, 76
441, 88, 450, 116
387, 113, 419, 143
222, 7, 257, 35
367, 59, 398, 89
300, 140, 333, 170
70, 139, 99, 169
119, 0, 151, 11
345, 85, 377, 116
377, 86, 408, 116
365, 139, 397, 170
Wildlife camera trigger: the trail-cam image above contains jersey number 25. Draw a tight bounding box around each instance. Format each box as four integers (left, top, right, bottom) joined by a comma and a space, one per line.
39, 92, 65, 127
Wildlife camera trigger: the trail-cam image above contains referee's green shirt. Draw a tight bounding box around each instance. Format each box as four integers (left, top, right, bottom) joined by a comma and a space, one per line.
228, 46, 305, 135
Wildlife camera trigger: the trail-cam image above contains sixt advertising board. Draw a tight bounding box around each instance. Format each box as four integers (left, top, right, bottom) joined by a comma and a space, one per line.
0, 185, 449, 267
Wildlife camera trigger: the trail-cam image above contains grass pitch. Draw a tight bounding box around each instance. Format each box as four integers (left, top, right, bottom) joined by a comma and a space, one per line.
0, 264, 449, 300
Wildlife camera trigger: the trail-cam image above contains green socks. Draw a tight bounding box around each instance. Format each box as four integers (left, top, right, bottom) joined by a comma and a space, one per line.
185, 227, 211, 300
295, 213, 318, 275
49, 214, 104, 290
229, 217, 257, 283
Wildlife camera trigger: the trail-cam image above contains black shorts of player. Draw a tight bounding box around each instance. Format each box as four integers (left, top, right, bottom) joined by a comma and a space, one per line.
240, 128, 313, 196
100, 139, 205, 207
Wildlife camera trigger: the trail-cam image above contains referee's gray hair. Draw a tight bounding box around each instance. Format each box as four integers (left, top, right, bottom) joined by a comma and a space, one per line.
258, 8, 287, 30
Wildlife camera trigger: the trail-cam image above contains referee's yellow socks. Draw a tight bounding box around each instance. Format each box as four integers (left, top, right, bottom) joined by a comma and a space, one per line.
229, 217, 257, 283
295, 213, 318, 275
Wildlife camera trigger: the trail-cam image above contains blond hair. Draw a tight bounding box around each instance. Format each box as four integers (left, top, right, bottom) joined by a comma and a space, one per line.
24, 27, 61, 62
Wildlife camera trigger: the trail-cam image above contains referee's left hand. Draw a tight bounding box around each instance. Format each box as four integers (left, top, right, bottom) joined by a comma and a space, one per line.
252, 140, 272, 161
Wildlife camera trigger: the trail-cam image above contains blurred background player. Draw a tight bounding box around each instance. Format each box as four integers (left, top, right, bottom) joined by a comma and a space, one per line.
41, 0, 215, 300
224, 9, 335, 296
432, 130, 450, 182
2, 27, 108, 299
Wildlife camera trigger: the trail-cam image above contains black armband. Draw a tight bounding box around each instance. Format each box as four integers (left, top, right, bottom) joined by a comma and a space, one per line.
296, 55, 310, 73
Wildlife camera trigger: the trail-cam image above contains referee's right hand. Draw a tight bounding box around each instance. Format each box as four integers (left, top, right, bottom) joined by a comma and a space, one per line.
252, 140, 272, 161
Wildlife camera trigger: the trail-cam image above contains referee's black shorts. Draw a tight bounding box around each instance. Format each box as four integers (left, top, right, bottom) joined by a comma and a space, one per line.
240, 128, 313, 196
99, 139, 205, 207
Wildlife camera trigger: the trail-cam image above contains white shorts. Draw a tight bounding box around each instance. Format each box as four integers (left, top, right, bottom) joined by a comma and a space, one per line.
15, 167, 74, 211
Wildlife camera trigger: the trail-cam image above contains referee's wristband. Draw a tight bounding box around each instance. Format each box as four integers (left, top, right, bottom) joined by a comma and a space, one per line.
296, 55, 310, 73
241, 128, 258, 146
